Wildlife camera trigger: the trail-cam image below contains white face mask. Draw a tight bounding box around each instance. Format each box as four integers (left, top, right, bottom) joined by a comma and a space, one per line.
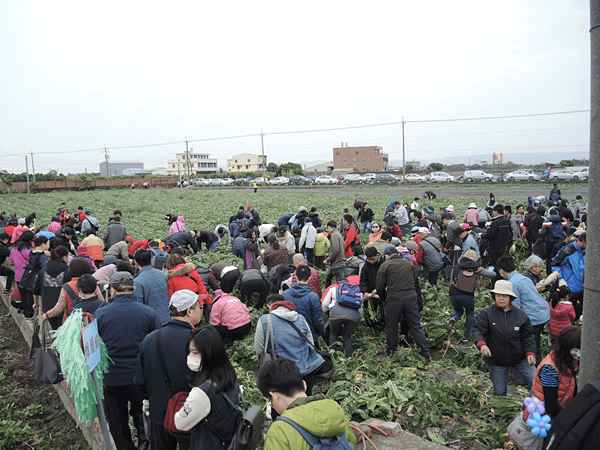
187, 355, 201, 372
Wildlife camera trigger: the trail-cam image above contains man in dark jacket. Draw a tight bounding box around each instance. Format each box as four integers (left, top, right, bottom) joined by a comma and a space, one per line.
233, 268, 270, 308
195, 229, 219, 251
376, 246, 430, 360
95, 272, 160, 450
527, 206, 546, 249
360, 246, 384, 323
135, 290, 203, 450
162, 231, 200, 253
103, 215, 128, 250
52, 227, 79, 255
325, 220, 346, 286
247, 205, 262, 227
0, 232, 14, 295
481, 205, 512, 277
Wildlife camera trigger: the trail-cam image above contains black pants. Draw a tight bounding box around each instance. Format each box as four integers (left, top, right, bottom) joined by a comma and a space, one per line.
531, 322, 546, 364
18, 286, 34, 317
325, 267, 346, 287
148, 421, 190, 450
0, 266, 15, 290
240, 280, 269, 308
329, 319, 358, 357
426, 268, 440, 286
304, 248, 314, 266
385, 294, 430, 358
571, 291, 584, 319
220, 269, 240, 294
214, 322, 252, 342
103, 384, 144, 450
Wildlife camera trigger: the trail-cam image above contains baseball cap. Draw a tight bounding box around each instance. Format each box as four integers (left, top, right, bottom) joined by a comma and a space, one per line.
418, 227, 430, 234
170, 289, 199, 312
109, 271, 134, 284
125, 237, 134, 243
384, 245, 398, 255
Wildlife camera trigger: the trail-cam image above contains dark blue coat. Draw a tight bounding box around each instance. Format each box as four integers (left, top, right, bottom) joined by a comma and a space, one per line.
134, 319, 194, 425
94, 293, 160, 386
283, 283, 325, 340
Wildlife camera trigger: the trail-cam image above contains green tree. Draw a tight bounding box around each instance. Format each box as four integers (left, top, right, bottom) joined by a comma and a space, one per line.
267, 162, 279, 174
405, 164, 414, 171
278, 162, 304, 176
428, 162, 444, 171
560, 159, 574, 167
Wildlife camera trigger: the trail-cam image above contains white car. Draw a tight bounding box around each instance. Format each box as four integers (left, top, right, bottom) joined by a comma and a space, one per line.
464, 170, 495, 182
193, 178, 210, 186
575, 167, 589, 181
315, 175, 338, 185
341, 174, 365, 184
551, 170, 578, 181
268, 176, 289, 185
504, 170, 540, 182
362, 173, 376, 182
428, 172, 455, 183
405, 173, 426, 183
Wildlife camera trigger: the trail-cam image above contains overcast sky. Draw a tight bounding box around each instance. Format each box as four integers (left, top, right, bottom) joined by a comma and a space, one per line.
0, 1, 591, 174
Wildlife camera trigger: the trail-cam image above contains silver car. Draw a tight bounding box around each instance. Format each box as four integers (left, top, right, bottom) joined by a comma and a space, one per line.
504, 170, 540, 182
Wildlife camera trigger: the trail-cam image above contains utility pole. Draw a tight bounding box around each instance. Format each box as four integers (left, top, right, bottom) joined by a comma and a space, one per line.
261, 129, 266, 181
25, 155, 30, 194
104, 146, 110, 177
580, 0, 600, 389
185, 139, 190, 186
402, 116, 406, 181
30, 151, 36, 182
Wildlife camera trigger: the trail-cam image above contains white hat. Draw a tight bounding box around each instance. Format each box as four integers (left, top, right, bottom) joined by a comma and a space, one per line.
418, 227, 430, 234
469, 202, 477, 209
491, 280, 516, 298
170, 289, 200, 312
447, 205, 454, 212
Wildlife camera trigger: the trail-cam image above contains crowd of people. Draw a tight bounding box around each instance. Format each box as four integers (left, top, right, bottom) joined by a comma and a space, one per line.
0, 187, 588, 449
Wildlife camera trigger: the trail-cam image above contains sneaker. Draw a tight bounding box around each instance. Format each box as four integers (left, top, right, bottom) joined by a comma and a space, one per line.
446, 317, 457, 331
462, 337, 469, 344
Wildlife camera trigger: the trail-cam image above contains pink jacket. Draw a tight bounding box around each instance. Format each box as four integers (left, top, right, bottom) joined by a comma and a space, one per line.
549, 301, 576, 340
463, 209, 479, 225
48, 221, 62, 233
9, 248, 31, 281
169, 216, 187, 235
209, 290, 250, 330
11, 225, 29, 244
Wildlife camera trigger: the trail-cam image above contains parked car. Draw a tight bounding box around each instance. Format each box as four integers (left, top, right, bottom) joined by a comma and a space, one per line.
289, 175, 311, 185
371, 173, 401, 184
315, 175, 338, 185
551, 170, 578, 181
504, 169, 540, 182
428, 172, 455, 183
268, 176, 289, 185
232, 177, 248, 186
341, 174, 365, 184
362, 173, 377, 182
405, 173, 426, 183
193, 178, 210, 186
575, 167, 589, 181
249, 177, 266, 185
464, 170, 495, 182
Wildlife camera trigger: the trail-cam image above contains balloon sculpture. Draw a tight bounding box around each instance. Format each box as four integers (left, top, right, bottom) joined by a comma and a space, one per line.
524, 396, 552, 437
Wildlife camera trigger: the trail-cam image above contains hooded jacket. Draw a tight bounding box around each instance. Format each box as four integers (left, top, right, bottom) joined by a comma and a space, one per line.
552, 241, 586, 294
568, 201, 585, 220
209, 290, 250, 330
508, 271, 551, 326
254, 305, 324, 375
325, 228, 345, 269
299, 222, 317, 249
283, 283, 325, 339
265, 396, 356, 450
166, 263, 212, 304
419, 236, 445, 271
549, 301, 576, 340
481, 214, 512, 254
169, 216, 187, 234
540, 214, 567, 244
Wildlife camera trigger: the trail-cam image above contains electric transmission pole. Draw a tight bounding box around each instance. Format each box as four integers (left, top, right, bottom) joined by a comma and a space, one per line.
261, 129, 266, 180
25, 156, 30, 194
104, 146, 110, 177
30, 151, 36, 182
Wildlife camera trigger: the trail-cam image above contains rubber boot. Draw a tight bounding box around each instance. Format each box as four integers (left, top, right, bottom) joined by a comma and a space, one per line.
132, 413, 149, 450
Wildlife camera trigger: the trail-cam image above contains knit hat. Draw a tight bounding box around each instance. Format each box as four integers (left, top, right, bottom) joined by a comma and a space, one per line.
299, 206, 307, 212
76, 245, 88, 256
404, 240, 419, 253
384, 245, 398, 255
490, 193, 495, 198
125, 237, 134, 243
170, 289, 199, 312
423, 206, 434, 215
247, 205, 253, 210
461, 250, 478, 261
461, 223, 472, 231
491, 280, 516, 298
536, 206, 546, 215
18, 218, 25, 225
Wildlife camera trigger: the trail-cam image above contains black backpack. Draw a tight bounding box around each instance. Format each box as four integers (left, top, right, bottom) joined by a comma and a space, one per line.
543, 380, 600, 450
150, 248, 169, 270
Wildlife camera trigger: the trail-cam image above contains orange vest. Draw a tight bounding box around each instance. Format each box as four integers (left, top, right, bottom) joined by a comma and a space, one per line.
526, 352, 576, 421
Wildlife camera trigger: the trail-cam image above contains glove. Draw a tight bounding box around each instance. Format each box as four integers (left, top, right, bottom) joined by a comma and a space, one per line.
453, 245, 461, 251
485, 222, 491, 228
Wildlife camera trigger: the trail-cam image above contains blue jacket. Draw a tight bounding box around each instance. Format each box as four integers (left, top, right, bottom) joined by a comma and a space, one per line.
508, 271, 550, 326
134, 320, 194, 425
552, 241, 586, 294
134, 266, 171, 326
283, 283, 325, 339
540, 214, 566, 244
254, 307, 324, 375
94, 293, 160, 386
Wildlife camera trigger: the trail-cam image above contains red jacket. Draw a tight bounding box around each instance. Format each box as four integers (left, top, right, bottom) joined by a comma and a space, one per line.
342, 226, 358, 257
385, 223, 403, 240
166, 263, 212, 306
549, 301, 576, 340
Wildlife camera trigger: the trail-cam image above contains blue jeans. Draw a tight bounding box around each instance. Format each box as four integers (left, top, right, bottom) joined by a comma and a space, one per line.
399, 223, 409, 240
104, 256, 118, 265
488, 358, 536, 396
208, 241, 218, 251
449, 294, 475, 338
361, 221, 371, 234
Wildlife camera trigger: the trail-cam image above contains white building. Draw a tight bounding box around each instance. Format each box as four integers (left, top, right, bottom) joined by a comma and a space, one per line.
166, 151, 218, 175
99, 161, 144, 177
227, 153, 267, 173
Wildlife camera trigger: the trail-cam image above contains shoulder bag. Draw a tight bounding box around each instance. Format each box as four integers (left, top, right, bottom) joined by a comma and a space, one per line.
257, 315, 276, 371
28, 317, 63, 384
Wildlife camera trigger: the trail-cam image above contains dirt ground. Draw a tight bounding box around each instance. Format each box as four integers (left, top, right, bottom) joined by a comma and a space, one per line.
209, 182, 588, 201
0, 300, 89, 450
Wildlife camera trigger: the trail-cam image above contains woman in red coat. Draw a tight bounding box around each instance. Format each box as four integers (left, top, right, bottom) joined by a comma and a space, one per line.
342, 214, 358, 257
165, 254, 212, 306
